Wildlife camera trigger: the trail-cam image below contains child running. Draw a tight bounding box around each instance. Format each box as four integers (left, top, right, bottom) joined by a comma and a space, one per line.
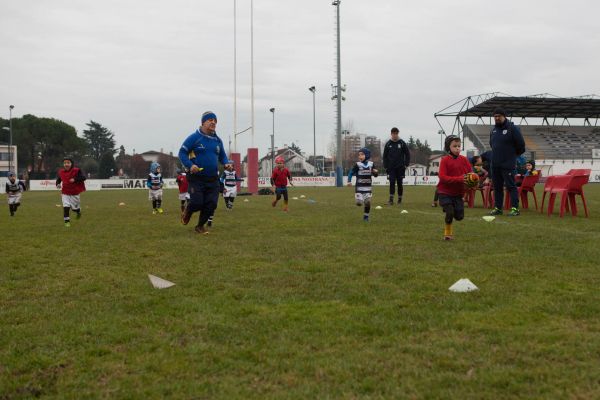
147, 162, 164, 214
271, 156, 293, 212
347, 147, 378, 222
56, 157, 86, 227
220, 161, 243, 210
5, 172, 26, 217
176, 169, 189, 212
437, 136, 472, 240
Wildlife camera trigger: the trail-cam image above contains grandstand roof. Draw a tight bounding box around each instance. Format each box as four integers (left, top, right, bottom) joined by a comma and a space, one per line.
435, 93, 600, 120
458, 96, 600, 119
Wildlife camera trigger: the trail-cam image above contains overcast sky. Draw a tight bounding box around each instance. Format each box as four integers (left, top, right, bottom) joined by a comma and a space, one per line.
1, 0, 599, 157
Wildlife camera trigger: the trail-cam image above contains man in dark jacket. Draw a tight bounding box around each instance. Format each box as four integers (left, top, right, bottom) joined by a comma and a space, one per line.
383, 127, 410, 205
489, 108, 526, 216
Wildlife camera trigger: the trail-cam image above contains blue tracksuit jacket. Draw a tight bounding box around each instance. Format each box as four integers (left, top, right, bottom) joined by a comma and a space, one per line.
178, 129, 229, 178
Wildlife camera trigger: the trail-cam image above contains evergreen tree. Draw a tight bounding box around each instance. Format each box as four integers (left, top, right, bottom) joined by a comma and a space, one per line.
6, 114, 86, 178
83, 121, 116, 161
289, 142, 302, 154
98, 152, 117, 178
407, 136, 417, 150
81, 158, 99, 178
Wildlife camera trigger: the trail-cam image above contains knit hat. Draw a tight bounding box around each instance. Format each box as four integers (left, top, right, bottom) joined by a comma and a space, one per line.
493, 107, 507, 117
8, 171, 16, 178
150, 162, 161, 174
358, 147, 371, 160
201, 111, 217, 124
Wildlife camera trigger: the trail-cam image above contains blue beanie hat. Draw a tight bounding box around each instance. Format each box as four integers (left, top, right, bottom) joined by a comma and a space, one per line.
358, 147, 371, 160
201, 111, 217, 124
150, 162, 161, 173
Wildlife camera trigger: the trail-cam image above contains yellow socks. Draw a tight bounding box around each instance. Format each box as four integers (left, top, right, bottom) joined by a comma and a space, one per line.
444, 223, 453, 240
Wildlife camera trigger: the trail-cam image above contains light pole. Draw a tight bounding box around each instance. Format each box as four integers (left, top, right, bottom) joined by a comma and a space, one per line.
332, 0, 343, 186
308, 86, 316, 176
9, 105, 14, 174
269, 108, 275, 172
342, 129, 349, 172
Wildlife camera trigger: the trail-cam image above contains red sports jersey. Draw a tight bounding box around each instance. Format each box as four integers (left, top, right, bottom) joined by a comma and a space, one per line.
437, 154, 471, 197
271, 167, 291, 187
176, 174, 188, 193
58, 167, 86, 195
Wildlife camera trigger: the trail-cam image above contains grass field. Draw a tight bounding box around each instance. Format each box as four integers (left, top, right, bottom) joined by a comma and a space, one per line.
2, 185, 600, 399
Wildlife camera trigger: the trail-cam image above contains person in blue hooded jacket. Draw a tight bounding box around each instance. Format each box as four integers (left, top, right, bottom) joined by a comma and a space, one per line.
489, 108, 526, 216
178, 111, 229, 235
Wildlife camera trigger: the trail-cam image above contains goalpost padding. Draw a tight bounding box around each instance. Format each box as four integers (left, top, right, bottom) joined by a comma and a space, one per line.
247, 148, 258, 194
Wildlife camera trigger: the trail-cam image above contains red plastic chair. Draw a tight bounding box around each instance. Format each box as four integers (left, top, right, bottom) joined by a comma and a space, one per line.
566, 174, 590, 217
539, 175, 556, 213
482, 183, 494, 208
504, 175, 540, 210
546, 175, 573, 217
463, 186, 487, 208
566, 169, 591, 176
464, 188, 475, 208
518, 174, 540, 210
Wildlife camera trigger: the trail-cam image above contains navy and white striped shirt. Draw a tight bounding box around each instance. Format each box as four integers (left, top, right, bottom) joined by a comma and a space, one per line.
348, 161, 378, 193
146, 173, 163, 189
220, 170, 241, 187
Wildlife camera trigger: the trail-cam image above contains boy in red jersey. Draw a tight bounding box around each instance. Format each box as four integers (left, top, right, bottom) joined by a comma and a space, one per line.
437, 136, 472, 240
176, 169, 189, 212
270, 156, 293, 212
55, 157, 86, 227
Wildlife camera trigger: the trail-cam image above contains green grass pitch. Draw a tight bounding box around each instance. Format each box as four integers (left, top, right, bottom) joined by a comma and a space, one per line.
2, 185, 600, 398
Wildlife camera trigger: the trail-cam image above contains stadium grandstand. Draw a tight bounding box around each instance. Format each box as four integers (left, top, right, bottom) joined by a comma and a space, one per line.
435, 93, 600, 177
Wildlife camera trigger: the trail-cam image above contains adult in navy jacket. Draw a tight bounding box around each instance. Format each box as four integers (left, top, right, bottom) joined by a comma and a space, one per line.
489, 108, 526, 216
383, 127, 410, 205
179, 111, 229, 234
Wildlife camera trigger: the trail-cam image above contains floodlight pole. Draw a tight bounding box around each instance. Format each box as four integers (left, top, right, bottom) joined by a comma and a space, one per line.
9, 105, 14, 173
250, 0, 255, 147
233, 0, 238, 152
333, 0, 343, 187
309, 86, 316, 176
270, 108, 275, 172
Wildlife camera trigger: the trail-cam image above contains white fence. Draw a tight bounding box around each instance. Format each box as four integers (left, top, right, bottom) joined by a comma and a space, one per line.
2, 173, 599, 193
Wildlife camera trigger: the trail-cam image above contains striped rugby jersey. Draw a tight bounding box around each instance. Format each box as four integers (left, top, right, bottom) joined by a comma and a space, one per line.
349, 161, 377, 193
221, 170, 240, 187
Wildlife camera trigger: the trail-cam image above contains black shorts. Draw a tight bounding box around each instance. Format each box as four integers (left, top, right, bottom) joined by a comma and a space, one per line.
438, 194, 464, 213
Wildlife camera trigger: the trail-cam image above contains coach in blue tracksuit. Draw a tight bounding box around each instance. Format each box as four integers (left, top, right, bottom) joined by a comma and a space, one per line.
489, 108, 526, 216
179, 111, 229, 234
